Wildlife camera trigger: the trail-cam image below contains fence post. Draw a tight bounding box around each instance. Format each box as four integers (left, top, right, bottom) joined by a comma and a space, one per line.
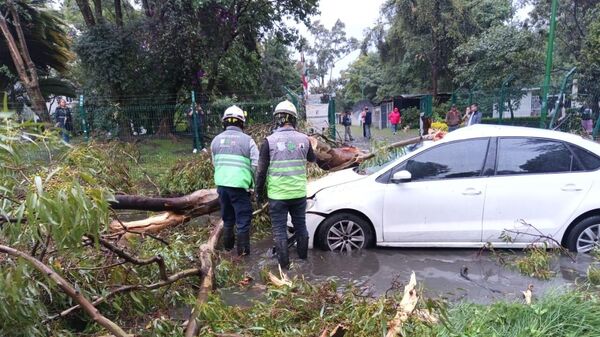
2, 91, 8, 112
328, 95, 336, 139
498, 75, 515, 124
191, 90, 201, 153
549, 67, 576, 129
79, 94, 89, 141
540, 0, 559, 128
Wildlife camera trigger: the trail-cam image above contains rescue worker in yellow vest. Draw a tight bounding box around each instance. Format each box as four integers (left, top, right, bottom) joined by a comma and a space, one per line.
211, 105, 259, 256
255, 100, 316, 269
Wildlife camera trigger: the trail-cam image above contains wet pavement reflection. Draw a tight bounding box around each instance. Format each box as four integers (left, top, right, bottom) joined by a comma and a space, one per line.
226, 239, 597, 305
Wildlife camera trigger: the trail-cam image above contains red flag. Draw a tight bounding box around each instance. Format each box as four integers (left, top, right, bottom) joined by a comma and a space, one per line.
301, 51, 308, 92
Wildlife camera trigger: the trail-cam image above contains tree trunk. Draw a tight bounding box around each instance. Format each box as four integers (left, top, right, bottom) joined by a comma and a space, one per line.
141, 0, 152, 17
74, 0, 96, 27
1, 1, 50, 122
92, 0, 103, 22
114, 0, 123, 28
431, 63, 438, 99
109, 189, 219, 238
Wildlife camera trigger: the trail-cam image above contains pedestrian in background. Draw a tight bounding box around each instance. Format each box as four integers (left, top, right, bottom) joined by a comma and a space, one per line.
362, 107, 372, 140
388, 107, 401, 135
582, 108, 593, 134
54, 98, 73, 142
466, 103, 482, 126
342, 111, 354, 142
445, 105, 461, 132
255, 100, 316, 269
211, 105, 258, 256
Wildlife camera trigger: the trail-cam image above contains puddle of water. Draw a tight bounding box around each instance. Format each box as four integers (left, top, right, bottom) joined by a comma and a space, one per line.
223, 239, 596, 305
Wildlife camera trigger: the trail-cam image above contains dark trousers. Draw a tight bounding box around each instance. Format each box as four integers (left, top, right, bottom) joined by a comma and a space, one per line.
269, 197, 308, 241
217, 186, 252, 234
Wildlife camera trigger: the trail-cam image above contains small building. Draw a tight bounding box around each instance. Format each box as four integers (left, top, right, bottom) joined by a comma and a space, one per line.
377, 93, 452, 129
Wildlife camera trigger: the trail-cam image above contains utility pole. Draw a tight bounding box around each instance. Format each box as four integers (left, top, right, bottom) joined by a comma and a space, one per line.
539, 0, 558, 128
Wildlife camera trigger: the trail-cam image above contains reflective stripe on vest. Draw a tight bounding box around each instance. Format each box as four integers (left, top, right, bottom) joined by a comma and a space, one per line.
211, 128, 253, 189
266, 127, 310, 200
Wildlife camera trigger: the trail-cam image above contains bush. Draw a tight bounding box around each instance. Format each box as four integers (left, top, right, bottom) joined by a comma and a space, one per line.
431, 121, 448, 132
402, 107, 421, 129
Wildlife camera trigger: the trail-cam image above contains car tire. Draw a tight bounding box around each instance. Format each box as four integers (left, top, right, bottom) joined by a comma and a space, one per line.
316, 213, 375, 252
565, 215, 600, 253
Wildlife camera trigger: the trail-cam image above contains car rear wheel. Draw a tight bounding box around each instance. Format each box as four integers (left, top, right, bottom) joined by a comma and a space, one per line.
316, 213, 374, 252
566, 215, 600, 253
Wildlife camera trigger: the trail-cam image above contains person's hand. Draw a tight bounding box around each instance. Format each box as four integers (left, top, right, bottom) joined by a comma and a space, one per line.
54, 122, 60, 128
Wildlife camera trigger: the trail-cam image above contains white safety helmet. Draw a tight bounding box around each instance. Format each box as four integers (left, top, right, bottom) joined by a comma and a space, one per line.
273, 100, 297, 118
222, 105, 246, 123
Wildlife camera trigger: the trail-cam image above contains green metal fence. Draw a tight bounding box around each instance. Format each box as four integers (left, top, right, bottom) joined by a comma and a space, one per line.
69, 94, 280, 144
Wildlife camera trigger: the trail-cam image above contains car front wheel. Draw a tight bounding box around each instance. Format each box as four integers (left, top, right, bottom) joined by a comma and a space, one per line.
316, 213, 374, 252
566, 215, 600, 253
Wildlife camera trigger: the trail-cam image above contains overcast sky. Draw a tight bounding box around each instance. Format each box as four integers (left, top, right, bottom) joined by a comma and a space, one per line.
293, 0, 388, 79
295, 0, 533, 79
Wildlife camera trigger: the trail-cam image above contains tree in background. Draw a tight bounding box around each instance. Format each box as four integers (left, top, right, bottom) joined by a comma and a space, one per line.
259, 37, 302, 98
305, 19, 358, 93
338, 53, 383, 109
0, 0, 72, 121
525, 0, 600, 115
451, 25, 543, 90
579, 4, 600, 115
378, 0, 512, 97
70, 0, 318, 101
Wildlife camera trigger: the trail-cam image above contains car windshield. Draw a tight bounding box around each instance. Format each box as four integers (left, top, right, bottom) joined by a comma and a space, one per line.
355, 142, 425, 175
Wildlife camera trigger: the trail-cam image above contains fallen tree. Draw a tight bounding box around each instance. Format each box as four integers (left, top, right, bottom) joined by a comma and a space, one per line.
109, 189, 219, 238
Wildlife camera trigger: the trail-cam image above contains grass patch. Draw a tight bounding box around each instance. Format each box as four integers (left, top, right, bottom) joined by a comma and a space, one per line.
135, 138, 194, 183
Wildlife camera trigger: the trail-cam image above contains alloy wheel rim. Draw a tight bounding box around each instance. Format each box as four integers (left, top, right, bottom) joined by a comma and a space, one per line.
576, 224, 600, 253
327, 220, 365, 252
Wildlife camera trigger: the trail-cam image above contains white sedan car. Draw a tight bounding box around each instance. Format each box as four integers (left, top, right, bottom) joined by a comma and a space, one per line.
293, 125, 600, 253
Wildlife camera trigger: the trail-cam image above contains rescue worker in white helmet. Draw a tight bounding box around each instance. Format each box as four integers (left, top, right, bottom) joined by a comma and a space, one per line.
255, 100, 316, 269
210, 105, 259, 255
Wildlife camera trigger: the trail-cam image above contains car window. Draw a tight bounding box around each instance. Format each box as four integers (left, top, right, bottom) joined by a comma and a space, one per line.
401, 139, 489, 181
568, 144, 600, 171
496, 138, 579, 175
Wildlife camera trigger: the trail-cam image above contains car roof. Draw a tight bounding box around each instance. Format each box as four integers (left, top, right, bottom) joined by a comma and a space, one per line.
441, 124, 600, 154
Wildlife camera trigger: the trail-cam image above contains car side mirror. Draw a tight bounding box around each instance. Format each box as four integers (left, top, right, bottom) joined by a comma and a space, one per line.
391, 170, 412, 183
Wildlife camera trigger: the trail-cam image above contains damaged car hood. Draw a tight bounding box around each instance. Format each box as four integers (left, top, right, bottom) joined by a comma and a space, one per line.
307, 168, 367, 198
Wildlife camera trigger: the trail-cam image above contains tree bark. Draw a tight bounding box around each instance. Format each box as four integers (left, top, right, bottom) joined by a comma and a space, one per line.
0, 244, 130, 337
185, 221, 223, 337
114, 0, 123, 28
109, 189, 219, 238
74, 0, 97, 27
431, 63, 439, 99
141, 0, 152, 17
92, 0, 103, 22
1, 1, 50, 122
110, 189, 219, 213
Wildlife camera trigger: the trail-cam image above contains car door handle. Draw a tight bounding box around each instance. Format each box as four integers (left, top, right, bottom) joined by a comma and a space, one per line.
462, 188, 482, 196
562, 184, 583, 192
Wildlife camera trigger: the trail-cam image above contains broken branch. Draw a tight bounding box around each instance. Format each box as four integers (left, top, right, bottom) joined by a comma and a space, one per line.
185, 221, 224, 337
0, 244, 130, 337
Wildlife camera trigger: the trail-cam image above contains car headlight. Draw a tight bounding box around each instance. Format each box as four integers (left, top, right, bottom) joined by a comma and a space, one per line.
306, 198, 316, 211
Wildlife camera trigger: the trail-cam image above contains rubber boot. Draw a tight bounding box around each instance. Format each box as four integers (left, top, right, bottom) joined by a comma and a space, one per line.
237, 232, 250, 256
275, 240, 290, 269
296, 235, 309, 260
223, 227, 235, 251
